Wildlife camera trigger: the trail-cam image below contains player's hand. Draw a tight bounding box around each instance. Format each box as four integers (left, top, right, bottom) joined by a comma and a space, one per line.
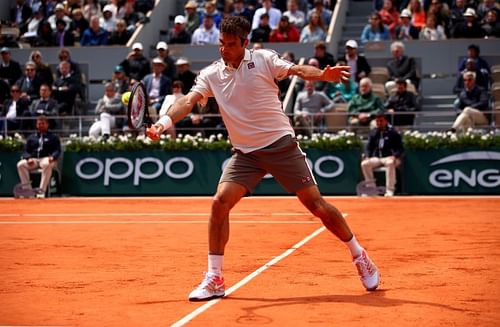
146, 124, 163, 141
323, 65, 351, 82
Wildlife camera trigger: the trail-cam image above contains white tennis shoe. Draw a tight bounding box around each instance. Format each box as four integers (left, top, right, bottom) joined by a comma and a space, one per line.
353, 250, 379, 291
188, 273, 225, 302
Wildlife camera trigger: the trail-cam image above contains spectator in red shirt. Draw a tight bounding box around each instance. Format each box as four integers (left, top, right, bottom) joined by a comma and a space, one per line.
269, 15, 300, 42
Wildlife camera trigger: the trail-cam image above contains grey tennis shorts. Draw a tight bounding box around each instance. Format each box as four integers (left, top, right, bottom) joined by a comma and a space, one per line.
219, 135, 317, 194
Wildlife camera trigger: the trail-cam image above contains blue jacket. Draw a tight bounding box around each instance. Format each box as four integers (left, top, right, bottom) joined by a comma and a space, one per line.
80, 27, 108, 46
142, 74, 172, 105
22, 131, 61, 160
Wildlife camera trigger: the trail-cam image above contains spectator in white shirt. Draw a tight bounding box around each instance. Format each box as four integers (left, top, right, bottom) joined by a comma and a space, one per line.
191, 14, 220, 45
283, 0, 306, 29
251, 0, 282, 31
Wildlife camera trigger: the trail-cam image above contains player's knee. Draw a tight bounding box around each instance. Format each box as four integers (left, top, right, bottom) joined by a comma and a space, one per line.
304, 197, 327, 216
211, 195, 232, 215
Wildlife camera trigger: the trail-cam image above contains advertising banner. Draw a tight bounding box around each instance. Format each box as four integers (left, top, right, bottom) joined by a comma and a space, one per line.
0, 153, 21, 196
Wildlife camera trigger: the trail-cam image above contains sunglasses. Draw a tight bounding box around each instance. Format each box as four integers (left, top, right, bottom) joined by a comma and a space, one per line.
11, 89, 20, 93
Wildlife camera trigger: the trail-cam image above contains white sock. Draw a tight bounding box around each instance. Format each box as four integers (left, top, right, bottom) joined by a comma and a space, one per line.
208, 254, 223, 276
345, 235, 364, 258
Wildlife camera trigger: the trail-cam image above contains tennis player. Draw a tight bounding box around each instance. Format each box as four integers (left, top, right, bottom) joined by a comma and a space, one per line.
148, 16, 379, 301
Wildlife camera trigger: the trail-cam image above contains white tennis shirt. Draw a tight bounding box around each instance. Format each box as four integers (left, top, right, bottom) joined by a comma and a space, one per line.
191, 48, 295, 153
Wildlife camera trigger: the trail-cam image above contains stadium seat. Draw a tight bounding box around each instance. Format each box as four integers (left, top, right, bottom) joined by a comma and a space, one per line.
368, 67, 389, 84
325, 102, 348, 131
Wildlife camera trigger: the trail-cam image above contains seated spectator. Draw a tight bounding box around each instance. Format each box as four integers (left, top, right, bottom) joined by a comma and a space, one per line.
252, 0, 282, 31
451, 71, 491, 132
378, 0, 400, 38
30, 83, 59, 117
10, 0, 32, 35
48, 3, 71, 31
384, 78, 419, 126
300, 12, 327, 43
122, 1, 142, 33
143, 58, 172, 114
119, 42, 151, 82
1, 85, 30, 133
69, 8, 89, 41
111, 65, 130, 95
283, 0, 306, 29
452, 8, 485, 38
477, 0, 500, 23
251, 13, 272, 43
343, 40, 371, 83
175, 57, 197, 95
419, 14, 447, 40
100, 5, 117, 34
232, 0, 252, 24
0, 47, 23, 86
109, 19, 132, 45
80, 15, 109, 46
155, 41, 176, 81
408, 0, 426, 30
481, 10, 500, 37
175, 94, 222, 137
184, 1, 201, 34
89, 83, 125, 139
201, 1, 223, 29
361, 12, 390, 44
20, 9, 44, 44
295, 58, 328, 92
395, 9, 420, 40
16, 115, 61, 198
360, 113, 403, 197
34, 21, 54, 47
347, 77, 385, 128
53, 19, 75, 47
428, 0, 451, 37
325, 59, 359, 104
293, 80, 334, 135
308, 0, 333, 26
83, 0, 101, 22
52, 61, 81, 116
313, 41, 335, 69
166, 15, 192, 44
57, 48, 82, 84
269, 15, 300, 42
16, 61, 42, 104
449, 0, 466, 28
191, 14, 220, 45
453, 58, 490, 94
458, 44, 491, 76
385, 41, 420, 94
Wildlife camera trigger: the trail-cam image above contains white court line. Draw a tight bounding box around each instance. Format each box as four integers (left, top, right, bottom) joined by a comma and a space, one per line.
0, 212, 310, 218
0, 220, 319, 225
170, 226, 327, 327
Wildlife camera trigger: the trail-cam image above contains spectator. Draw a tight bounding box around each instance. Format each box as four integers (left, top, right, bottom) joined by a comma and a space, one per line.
109, 19, 131, 45
175, 90, 221, 137
449, 0, 466, 28
16, 115, 61, 198
10, 0, 33, 34
269, 15, 300, 42
119, 42, 151, 82
347, 77, 384, 128
385, 41, 420, 94
29, 83, 59, 117
191, 14, 220, 45
34, 21, 54, 47
452, 8, 485, 38
378, 0, 400, 37
0, 47, 23, 86
80, 15, 109, 46
395, 9, 420, 40
325, 59, 359, 103
69, 8, 89, 41
477, 0, 500, 22
231, 0, 253, 24
52, 61, 80, 116
135, 0, 155, 15
111, 65, 130, 94
57, 48, 82, 84
122, 1, 142, 33
100, 5, 117, 34
343, 40, 371, 83
155, 41, 176, 81
458, 44, 491, 76
293, 80, 334, 136
283, 0, 306, 29
1, 85, 30, 133
384, 78, 419, 126
20, 8, 44, 43
83, 0, 101, 22
201, 1, 223, 29
48, 3, 71, 31
16, 61, 42, 104
313, 41, 335, 69
408, 0, 426, 30
481, 10, 500, 37
53, 19, 75, 47
451, 71, 491, 132
295, 58, 328, 92
360, 113, 403, 197
184, 1, 201, 34
427, 0, 450, 36
419, 14, 447, 40
308, 0, 333, 27
167, 15, 192, 44
252, 0, 282, 31
89, 83, 125, 139
361, 12, 390, 44
251, 13, 272, 42
300, 12, 327, 43
143, 58, 171, 114
453, 58, 490, 94
175, 57, 197, 94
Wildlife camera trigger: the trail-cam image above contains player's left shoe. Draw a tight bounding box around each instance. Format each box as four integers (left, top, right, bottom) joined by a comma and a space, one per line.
353, 250, 379, 291
188, 272, 225, 302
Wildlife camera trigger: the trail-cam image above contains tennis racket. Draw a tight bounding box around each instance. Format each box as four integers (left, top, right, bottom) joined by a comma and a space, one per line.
127, 81, 153, 130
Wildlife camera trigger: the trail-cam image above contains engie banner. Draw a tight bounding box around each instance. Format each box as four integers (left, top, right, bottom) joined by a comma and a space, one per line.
403, 149, 500, 194
61, 150, 362, 196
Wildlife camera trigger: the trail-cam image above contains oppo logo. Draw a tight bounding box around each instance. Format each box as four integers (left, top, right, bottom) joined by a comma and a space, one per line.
428, 151, 500, 188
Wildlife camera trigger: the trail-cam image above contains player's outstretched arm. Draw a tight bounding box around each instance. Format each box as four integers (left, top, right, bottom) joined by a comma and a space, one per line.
289, 65, 351, 83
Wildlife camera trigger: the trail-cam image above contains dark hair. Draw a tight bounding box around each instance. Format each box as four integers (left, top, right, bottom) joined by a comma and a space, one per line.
172, 80, 184, 89
37, 115, 49, 123
220, 16, 250, 44
395, 78, 407, 85
468, 44, 480, 55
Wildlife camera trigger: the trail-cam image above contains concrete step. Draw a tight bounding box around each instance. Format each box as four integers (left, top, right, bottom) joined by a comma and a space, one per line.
347, 1, 374, 16
422, 95, 456, 105
421, 104, 454, 111
344, 22, 367, 29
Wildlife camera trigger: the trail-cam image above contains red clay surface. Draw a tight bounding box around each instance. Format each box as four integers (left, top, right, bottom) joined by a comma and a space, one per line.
0, 197, 499, 326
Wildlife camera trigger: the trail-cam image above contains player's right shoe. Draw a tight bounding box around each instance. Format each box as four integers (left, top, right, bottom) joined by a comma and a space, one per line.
188, 273, 225, 302
353, 250, 379, 291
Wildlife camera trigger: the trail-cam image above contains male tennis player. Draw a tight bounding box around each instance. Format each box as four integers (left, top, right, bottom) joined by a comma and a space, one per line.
147, 16, 379, 301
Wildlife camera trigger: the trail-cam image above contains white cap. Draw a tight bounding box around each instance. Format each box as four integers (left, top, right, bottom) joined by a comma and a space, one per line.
174, 15, 186, 24
345, 39, 358, 49
152, 57, 166, 65
463, 8, 476, 17
175, 57, 190, 65
103, 4, 114, 13
156, 41, 168, 50
400, 9, 411, 18
55, 3, 65, 10
132, 42, 143, 50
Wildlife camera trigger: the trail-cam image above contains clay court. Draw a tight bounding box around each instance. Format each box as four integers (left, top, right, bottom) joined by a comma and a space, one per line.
0, 196, 499, 326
